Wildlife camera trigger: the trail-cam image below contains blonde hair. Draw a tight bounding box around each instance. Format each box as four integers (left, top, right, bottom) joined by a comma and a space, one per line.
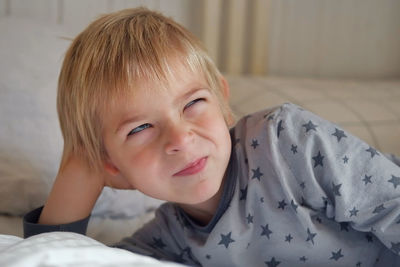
57, 7, 232, 171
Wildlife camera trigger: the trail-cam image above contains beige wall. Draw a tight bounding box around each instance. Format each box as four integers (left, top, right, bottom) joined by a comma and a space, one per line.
1, 0, 399, 78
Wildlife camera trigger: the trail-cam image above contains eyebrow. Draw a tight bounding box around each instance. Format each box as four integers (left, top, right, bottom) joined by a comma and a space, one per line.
115, 86, 208, 134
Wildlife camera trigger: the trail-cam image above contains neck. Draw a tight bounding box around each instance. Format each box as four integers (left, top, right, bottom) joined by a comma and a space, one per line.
178, 174, 227, 226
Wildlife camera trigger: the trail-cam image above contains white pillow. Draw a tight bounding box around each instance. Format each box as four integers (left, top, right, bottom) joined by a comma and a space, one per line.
0, 17, 163, 217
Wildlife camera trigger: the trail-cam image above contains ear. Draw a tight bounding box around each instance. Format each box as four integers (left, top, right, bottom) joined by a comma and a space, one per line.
220, 76, 230, 101
103, 159, 120, 176
220, 76, 235, 127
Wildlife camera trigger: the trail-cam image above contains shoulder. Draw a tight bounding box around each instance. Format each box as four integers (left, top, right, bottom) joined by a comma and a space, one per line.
232, 102, 304, 142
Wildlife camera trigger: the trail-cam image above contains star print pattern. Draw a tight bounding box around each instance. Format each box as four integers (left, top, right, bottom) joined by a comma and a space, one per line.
332, 182, 342, 196
278, 200, 287, 210
366, 147, 380, 158
330, 249, 344, 261
265, 257, 280, 267
306, 228, 317, 245
277, 120, 284, 138
332, 128, 347, 142
261, 224, 273, 239
246, 213, 254, 224
312, 151, 324, 167
291, 144, 298, 154
285, 234, 293, 243
388, 175, 400, 189
362, 174, 372, 185
251, 139, 259, 149
218, 232, 235, 248
251, 167, 263, 181
349, 207, 359, 217
115, 103, 400, 266
302, 120, 318, 132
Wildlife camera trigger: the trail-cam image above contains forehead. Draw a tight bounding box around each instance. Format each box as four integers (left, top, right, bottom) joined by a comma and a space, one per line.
101, 61, 210, 128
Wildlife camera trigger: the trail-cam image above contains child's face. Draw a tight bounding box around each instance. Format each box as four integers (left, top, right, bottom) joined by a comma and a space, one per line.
102, 62, 232, 212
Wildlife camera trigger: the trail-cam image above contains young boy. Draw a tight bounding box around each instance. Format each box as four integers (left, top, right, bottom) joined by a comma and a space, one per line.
24, 7, 400, 267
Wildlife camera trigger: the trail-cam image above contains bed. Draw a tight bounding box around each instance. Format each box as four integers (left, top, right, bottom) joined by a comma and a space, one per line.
0, 15, 399, 266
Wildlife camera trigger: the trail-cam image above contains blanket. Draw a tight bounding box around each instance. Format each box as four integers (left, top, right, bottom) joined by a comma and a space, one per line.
0, 232, 186, 267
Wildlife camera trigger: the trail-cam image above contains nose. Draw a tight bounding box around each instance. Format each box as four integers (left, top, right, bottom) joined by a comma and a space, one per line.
164, 120, 194, 155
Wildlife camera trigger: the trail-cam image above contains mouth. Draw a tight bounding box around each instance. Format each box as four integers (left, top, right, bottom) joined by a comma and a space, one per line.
173, 157, 208, 177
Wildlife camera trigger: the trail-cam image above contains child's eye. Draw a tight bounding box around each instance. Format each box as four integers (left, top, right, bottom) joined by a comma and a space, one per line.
184, 98, 205, 111
128, 123, 152, 136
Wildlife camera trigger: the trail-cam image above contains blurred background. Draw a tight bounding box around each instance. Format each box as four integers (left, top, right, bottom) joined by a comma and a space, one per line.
1, 0, 399, 79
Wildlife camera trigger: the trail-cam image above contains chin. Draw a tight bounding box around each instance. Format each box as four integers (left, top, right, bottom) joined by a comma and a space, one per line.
191, 177, 223, 205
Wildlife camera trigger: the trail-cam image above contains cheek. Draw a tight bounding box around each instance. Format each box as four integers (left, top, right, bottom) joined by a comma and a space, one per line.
121, 144, 162, 176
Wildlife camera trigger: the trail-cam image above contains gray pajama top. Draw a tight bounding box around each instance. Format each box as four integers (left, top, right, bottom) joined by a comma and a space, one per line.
24, 103, 400, 266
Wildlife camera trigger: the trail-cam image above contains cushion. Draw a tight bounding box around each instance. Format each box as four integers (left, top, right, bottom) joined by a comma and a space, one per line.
0, 17, 163, 217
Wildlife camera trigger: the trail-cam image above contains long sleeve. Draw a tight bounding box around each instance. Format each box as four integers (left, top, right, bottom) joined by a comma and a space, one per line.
23, 206, 90, 238
269, 103, 400, 256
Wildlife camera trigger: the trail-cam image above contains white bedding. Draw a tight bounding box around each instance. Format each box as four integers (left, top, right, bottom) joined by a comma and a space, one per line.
0, 232, 185, 267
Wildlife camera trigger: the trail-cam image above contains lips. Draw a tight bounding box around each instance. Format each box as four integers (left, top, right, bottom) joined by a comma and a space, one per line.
173, 157, 208, 176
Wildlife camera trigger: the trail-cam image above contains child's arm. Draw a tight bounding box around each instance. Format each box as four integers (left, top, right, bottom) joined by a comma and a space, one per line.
38, 155, 104, 225
24, 154, 132, 237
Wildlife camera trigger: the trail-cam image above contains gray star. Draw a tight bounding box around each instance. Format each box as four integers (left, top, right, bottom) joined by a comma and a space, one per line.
261, 224, 273, 239
291, 200, 298, 213
218, 232, 235, 248
206, 254, 211, 259
291, 144, 298, 154
277, 120, 284, 138
366, 147, 380, 158
332, 128, 347, 142
251, 139, 259, 149
252, 167, 263, 181
332, 182, 342, 197
246, 213, 254, 224
278, 200, 287, 210
300, 256, 307, 262
240, 185, 248, 200
343, 156, 349, 164
285, 234, 293, 243
306, 228, 317, 245
330, 249, 344, 261
391, 242, 400, 254
373, 204, 386, 214
265, 257, 280, 267
350, 207, 359, 217
302, 120, 318, 133
388, 175, 400, 189
356, 262, 362, 267
153, 237, 166, 249
312, 151, 324, 167
260, 197, 265, 203
362, 174, 372, 185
